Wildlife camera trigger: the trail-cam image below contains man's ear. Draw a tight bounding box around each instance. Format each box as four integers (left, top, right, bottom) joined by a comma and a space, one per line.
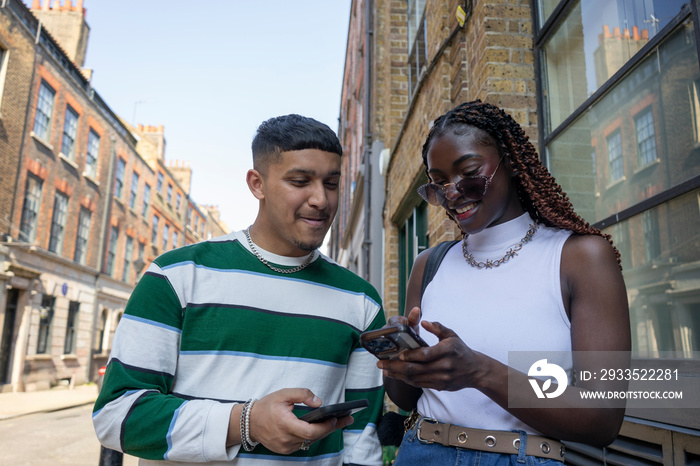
246, 169, 265, 200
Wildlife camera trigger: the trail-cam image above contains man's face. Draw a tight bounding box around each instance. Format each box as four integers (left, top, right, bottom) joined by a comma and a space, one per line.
254, 148, 341, 256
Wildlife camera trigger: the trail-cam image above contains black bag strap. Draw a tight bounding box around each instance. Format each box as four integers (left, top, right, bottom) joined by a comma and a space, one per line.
419, 240, 460, 299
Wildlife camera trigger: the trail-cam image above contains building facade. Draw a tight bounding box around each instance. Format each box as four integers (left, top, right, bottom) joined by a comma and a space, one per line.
0, 0, 228, 393
332, 0, 700, 463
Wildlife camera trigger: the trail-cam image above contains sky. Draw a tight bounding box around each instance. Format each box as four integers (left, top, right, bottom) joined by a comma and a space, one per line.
76, 0, 352, 233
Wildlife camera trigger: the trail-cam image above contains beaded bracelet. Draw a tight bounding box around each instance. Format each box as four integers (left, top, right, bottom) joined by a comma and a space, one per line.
240, 398, 260, 451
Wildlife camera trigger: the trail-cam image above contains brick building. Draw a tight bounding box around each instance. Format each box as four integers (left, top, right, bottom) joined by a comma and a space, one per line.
331, 0, 700, 462
0, 0, 228, 393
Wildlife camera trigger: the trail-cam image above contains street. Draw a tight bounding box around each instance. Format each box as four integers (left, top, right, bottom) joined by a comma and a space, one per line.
0, 405, 138, 466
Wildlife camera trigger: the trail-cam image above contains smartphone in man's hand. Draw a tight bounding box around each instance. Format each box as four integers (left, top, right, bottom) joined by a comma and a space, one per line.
300, 399, 369, 423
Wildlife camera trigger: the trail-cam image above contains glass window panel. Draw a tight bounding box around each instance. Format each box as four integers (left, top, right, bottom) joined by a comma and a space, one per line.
536, 0, 562, 28
407, 0, 427, 96
129, 172, 139, 209
106, 226, 118, 276
114, 158, 126, 198
85, 129, 100, 178
19, 175, 43, 242
546, 20, 700, 224
33, 81, 55, 141
74, 208, 91, 265
122, 236, 133, 282
607, 129, 624, 183
48, 192, 68, 254
152, 215, 159, 244
542, 0, 687, 131
37, 295, 55, 354
61, 106, 79, 159
63, 301, 79, 354
635, 107, 658, 167
162, 224, 169, 250
610, 189, 700, 358
142, 183, 151, 217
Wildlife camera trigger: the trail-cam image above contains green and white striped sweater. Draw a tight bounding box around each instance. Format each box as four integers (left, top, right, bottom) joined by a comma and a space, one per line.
93, 230, 385, 465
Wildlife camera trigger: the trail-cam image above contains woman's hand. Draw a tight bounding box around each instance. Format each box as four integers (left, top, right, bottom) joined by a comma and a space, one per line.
378, 318, 491, 392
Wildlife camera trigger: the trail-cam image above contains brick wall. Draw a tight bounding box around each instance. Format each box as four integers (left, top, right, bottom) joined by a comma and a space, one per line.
0, 8, 35, 238
377, 0, 537, 318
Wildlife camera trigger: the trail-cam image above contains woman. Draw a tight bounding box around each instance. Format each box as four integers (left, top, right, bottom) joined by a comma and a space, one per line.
379, 101, 630, 465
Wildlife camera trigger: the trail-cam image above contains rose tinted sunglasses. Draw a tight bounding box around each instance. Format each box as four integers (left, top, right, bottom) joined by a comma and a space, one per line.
417, 158, 503, 207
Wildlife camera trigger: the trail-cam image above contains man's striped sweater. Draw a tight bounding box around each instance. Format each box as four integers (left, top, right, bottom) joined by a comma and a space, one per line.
93, 230, 385, 465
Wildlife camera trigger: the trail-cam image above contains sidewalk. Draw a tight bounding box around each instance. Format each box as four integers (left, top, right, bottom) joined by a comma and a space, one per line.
0, 383, 98, 421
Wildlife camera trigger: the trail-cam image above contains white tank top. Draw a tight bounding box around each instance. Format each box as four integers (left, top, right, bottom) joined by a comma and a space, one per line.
416, 213, 572, 434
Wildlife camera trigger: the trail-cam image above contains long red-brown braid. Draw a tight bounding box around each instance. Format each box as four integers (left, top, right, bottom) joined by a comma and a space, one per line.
421, 100, 622, 269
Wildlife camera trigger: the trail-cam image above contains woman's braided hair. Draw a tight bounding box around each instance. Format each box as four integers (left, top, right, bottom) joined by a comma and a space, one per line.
421, 100, 621, 268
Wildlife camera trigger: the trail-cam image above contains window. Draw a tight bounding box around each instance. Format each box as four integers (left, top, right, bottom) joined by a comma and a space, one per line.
0, 46, 9, 113
63, 301, 79, 354
606, 129, 623, 183
142, 183, 151, 216
19, 175, 43, 242
74, 208, 91, 265
172, 231, 178, 249
176, 192, 181, 210
122, 236, 133, 283
60, 106, 79, 160
129, 171, 139, 209
162, 223, 169, 250
95, 309, 107, 353
37, 295, 55, 354
407, 0, 427, 96
137, 242, 146, 277
540, 0, 687, 131
48, 192, 68, 254
635, 108, 657, 168
398, 203, 429, 314
114, 158, 126, 198
156, 172, 164, 192
167, 184, 173, 204
186, 206, 192, 226
540, 2, 700, 434
33, 81, 55, 141
84, 129, 100, 179
152, 215, 159, 244
546, 20, 700, 222
106, 226, 118, 277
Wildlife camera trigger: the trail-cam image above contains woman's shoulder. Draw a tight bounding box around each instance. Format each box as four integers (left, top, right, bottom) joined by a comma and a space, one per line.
561, 233, 620, 273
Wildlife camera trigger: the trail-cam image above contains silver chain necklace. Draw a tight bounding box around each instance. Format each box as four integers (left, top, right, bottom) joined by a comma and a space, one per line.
462, 222, 539, 269
243, 228, 315, 274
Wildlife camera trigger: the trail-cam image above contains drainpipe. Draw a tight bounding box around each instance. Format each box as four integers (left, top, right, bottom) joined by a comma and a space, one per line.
362, 0, 373, 281
87, 134, 116, 382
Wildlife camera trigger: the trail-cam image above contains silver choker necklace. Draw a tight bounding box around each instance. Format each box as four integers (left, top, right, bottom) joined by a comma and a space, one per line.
243, 228, 315, 274
462, 222, 539, 269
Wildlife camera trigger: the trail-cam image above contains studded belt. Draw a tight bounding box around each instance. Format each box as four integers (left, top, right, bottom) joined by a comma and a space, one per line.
415, 417, 565, 461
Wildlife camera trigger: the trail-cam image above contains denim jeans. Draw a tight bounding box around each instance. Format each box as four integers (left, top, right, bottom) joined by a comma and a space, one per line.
393, 418, 565, 466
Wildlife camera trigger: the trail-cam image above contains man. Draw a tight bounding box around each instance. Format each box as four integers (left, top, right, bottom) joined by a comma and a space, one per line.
93, 114, 385, 465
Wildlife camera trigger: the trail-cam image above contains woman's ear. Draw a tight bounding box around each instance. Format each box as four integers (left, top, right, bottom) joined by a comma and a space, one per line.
246, 169, 265, 200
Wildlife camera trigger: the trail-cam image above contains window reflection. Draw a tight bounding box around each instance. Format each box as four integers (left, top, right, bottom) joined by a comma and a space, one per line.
542, 0, 688, 131
547, 20, 700, 224
606, 190, 700, 357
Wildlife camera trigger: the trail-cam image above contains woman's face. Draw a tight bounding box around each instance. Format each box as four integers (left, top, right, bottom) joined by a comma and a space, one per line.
424, 128, 525, 234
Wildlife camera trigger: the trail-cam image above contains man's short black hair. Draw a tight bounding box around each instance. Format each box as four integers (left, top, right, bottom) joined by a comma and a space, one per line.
251, 114, 343, 172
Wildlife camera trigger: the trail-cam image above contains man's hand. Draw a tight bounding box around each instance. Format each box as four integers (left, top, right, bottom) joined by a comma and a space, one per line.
228, 388, 354, 454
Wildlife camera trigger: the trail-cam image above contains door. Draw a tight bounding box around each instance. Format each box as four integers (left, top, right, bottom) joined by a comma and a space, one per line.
0, 289, 19, 384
